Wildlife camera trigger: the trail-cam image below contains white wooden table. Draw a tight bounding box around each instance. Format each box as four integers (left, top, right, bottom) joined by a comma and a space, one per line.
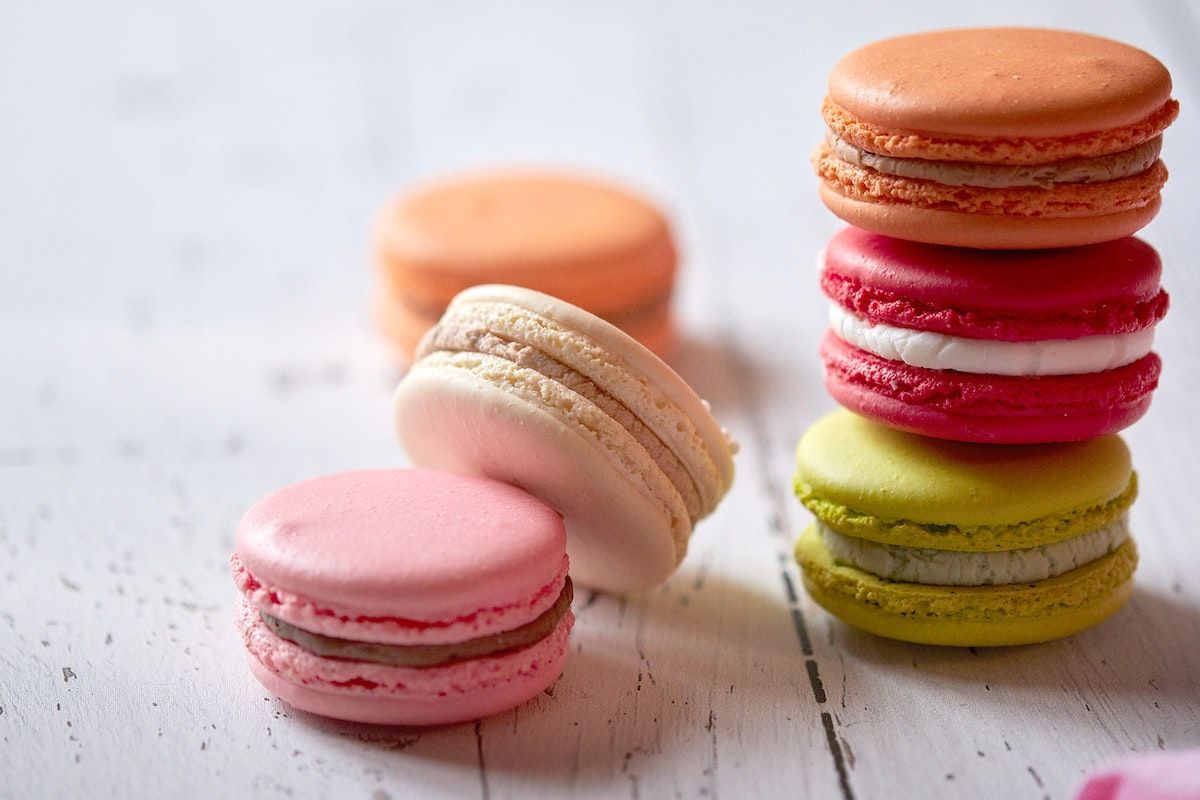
3, 3, 1198, 798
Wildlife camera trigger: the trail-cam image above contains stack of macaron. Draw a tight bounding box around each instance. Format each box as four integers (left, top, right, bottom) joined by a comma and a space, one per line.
372, 170, 680, 361
798, 28, 1177, 646
232, 285, 736, 724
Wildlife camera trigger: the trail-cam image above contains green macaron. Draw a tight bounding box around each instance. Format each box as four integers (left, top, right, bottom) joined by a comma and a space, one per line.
793, 410, 1138, 646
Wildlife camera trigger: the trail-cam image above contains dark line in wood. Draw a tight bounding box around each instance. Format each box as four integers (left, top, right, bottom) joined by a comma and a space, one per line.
782, 571, 813, 654
728, 336, 855, 800
822, 711, 855, 800
806, 659, 827, 704
790, 606, 814, 657
474, 719, 490, 800
780, 569, 799, 604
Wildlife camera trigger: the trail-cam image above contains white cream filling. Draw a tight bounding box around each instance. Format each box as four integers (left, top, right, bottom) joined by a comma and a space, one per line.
819, 516, 1129, 586
829, 305, 1154, 377
827, 132, 1162, 189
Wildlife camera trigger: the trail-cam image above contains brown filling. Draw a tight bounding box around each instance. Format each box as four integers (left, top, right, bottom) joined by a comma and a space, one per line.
261, 578, 573, 668
814, 142, 1167, 217
826, 132, 1163, 189
421, 324, 704, 522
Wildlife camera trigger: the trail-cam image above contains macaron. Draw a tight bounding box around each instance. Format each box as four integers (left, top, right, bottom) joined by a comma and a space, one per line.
793, 410, 1138, 647
819, 227, 1168, 443
1075, 750, 1200, 800
391, 284, 736, 594
373, 171, 679, 361
815, 28, 1179, 249
231, 469, 574, 726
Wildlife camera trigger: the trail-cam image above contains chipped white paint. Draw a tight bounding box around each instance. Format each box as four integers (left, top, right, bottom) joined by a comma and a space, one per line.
1, 3, 1198, 799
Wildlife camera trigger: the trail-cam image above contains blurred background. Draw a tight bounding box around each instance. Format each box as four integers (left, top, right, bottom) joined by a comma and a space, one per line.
3, 1, 1195, 466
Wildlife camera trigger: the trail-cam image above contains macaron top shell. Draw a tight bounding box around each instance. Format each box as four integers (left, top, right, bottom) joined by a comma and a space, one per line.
374, 171, 677, 311
829, 28, 1173, 138
796, 410, 1132, 527
381, 172, 671, 271
433, 285, 737, 503
235, 469, 567, 622
821, 228, 1168, 340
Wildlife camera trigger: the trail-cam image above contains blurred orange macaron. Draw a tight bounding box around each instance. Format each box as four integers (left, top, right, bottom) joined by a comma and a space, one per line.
373, 171, 679, 362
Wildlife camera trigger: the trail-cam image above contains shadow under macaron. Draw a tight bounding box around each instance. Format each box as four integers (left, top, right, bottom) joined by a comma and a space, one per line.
460, 568, 813, 786
670, 329, 791, 418
824, 585, 1198, 707
274, 567, 808, 788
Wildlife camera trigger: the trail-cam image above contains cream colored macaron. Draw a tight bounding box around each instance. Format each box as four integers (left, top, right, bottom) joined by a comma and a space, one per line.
392, 285, 736, 593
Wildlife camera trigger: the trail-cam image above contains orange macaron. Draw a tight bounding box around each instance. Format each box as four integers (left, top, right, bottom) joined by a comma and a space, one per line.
815, 28, 1179, 249
373, 171, 678, 361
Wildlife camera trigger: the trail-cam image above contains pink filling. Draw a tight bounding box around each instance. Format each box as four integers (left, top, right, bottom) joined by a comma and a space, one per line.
231, 553, 569, 646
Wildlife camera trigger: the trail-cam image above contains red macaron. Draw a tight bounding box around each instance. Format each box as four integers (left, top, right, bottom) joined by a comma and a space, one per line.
818, 227, 1168, 443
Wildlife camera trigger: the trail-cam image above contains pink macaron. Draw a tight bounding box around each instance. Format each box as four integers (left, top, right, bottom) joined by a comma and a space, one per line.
819, 227, 1168, 443
231, 469, 574, 726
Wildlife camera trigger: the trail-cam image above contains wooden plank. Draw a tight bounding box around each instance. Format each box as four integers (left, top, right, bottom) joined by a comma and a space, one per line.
1, 2, 1197, 798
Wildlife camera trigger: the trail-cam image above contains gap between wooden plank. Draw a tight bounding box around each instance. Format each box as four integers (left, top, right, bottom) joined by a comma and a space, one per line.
475, 720, 491, 800
730, 336, 857, 800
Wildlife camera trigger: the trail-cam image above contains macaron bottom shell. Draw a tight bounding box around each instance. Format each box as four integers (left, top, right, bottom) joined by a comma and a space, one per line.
240, 602, 574, 726
826, 371, 1154, 445
822, 335, 1159, 444
817, 182, 1162, 250
795, 526, 1137, 647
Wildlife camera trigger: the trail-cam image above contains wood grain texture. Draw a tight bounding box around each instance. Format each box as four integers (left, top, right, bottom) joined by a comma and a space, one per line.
1, 2, 1197, 799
